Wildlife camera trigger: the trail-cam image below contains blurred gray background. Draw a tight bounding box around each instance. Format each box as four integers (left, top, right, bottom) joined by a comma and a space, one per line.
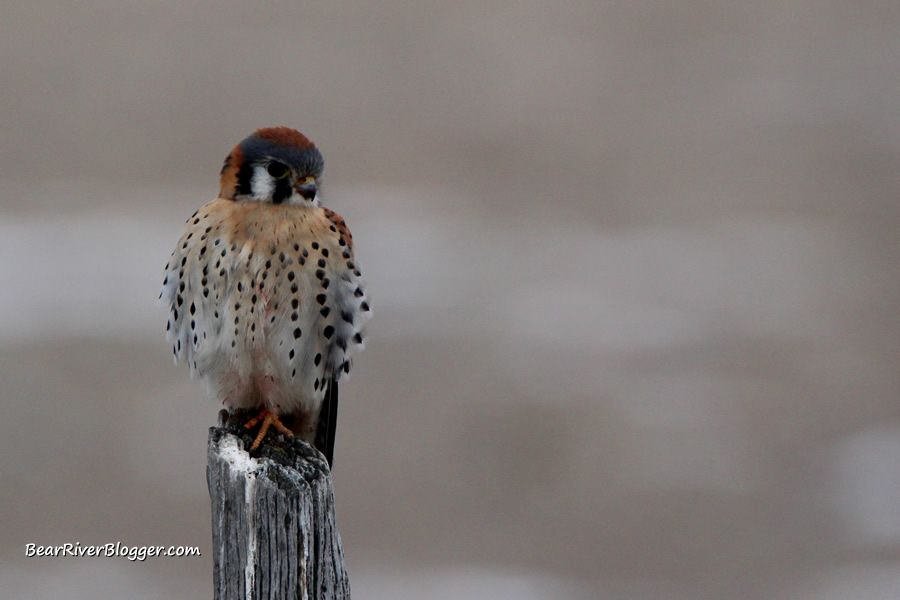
2, 2, 899, 599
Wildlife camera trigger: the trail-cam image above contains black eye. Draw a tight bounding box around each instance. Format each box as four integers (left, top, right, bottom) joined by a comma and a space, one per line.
266, 162, 289, 178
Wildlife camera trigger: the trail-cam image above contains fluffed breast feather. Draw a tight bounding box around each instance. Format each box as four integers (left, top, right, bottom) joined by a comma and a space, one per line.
159, 198, 371, 415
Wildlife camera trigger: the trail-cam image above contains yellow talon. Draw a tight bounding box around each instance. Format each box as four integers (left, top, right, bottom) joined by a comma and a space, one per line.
244, 409, 293, 450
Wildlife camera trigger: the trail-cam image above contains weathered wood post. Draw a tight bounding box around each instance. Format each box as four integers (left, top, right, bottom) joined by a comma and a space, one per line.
207, 411, 351, 599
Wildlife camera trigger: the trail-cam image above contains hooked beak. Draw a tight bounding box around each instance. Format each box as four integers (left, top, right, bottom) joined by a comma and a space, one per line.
296, 176, 317, 201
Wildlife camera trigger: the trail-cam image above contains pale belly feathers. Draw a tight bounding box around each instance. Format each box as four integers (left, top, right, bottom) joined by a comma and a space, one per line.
160, 198, 370, 434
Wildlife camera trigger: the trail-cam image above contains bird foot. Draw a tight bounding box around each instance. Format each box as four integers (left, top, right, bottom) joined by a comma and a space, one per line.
244, 409, 293, 450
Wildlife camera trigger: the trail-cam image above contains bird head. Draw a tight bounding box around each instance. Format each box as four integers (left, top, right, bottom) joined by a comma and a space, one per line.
219, 127, 324, 206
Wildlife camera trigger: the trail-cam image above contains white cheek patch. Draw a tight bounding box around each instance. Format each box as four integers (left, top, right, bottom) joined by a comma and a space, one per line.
250, 166, 275, 201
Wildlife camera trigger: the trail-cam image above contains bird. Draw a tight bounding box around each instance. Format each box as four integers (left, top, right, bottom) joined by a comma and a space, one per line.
159, 127, 371, 467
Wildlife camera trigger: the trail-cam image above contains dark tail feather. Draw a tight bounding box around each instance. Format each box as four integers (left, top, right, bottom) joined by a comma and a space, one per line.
315, 379, 338, 468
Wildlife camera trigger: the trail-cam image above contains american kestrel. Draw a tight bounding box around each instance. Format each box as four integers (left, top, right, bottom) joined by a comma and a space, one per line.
160, 127, 370, 466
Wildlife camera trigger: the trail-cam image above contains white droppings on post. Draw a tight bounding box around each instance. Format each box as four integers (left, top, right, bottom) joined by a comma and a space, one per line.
217, 434, 265, 598
218, 434, 260, 473
244, 472, 257, 599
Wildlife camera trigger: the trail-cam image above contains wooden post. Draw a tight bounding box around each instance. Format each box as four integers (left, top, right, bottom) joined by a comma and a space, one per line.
207, 412, 351, 599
